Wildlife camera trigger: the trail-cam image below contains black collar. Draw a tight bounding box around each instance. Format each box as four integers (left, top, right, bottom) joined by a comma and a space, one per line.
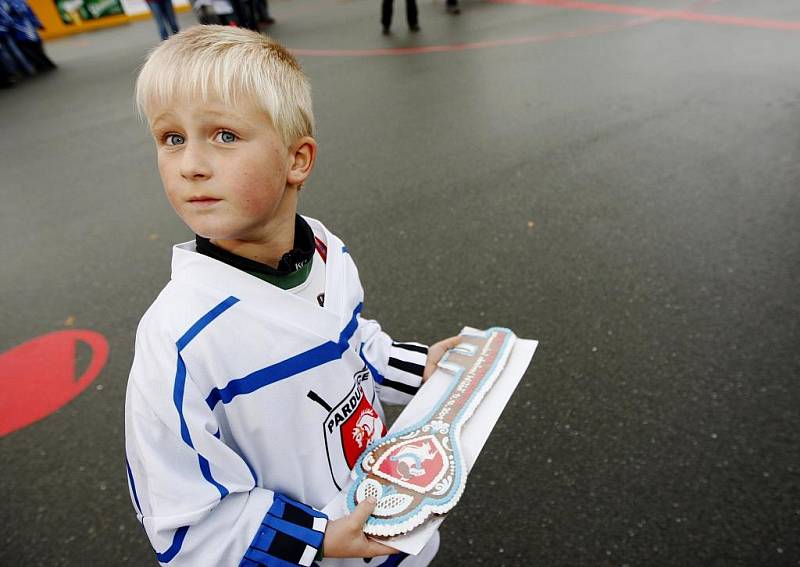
195, 215, 315, 277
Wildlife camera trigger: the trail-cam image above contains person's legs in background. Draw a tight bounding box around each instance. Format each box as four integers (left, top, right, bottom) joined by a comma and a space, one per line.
0, 42, 21, 87
148, 0, 171, 40
381, 0, 393, 34
1, 35, 35, 75
17, 40, 57, 72
162, 0, 180, 34
230, 0, 259, 30
405, 0, 418, 31
255, 0, 274, 26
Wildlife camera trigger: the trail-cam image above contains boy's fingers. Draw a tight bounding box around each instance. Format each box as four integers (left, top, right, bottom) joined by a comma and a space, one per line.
432, 336, 461, 356
351, 497, 378, 526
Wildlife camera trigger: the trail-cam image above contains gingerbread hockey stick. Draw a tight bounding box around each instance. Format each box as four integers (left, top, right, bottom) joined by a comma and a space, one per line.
347, 327, 517, 537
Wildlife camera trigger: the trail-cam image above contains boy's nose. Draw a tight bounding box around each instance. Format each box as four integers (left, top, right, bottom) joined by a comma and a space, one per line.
179, 143, 212, 180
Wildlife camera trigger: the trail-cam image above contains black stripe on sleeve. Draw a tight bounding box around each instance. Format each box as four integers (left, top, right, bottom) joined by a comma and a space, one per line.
381, 378, 419, 396
268, 532, 306, 564
391, 342, 428, 355
388, 357, 425, 377
282, 502, 315, 530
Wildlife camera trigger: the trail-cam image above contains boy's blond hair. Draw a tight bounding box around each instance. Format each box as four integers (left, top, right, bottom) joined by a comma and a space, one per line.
135, 25, 313, 146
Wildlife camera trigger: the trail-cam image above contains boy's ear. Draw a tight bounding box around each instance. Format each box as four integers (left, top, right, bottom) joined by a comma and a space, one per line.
287, 136, 317, 188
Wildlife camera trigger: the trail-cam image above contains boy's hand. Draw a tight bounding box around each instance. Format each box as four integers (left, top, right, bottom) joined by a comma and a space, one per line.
422, 336, 462, 382
323, 498, 398, 558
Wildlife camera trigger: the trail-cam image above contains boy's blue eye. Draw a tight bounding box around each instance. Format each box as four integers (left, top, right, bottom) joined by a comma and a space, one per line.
218, 131, 237, 143
165, 134, 184, 146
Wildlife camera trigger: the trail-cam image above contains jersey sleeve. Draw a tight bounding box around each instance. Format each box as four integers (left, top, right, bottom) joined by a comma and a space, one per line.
125, 325, 327, 566
356, 314, 429, 405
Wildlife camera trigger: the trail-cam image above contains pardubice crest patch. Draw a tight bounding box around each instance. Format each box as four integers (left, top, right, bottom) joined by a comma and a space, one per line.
321, 368, 386, 490
347, 327, 516, 537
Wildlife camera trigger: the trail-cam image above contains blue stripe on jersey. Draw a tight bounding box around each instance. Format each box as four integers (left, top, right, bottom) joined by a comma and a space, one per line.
240, 493, 327, 567
199, 455, 229, 499
241, 547, 274, 565
125, 457, 142, 516
205, 303, 364, 409
342, 245, 349, 254
359, 343, 386, 384
177, 296, 240, 351
166, 296, 239, 560
247, 525, 277, 554
264, 515, 324, 548
156, 525, 190, 563
245, 552, 299, 567
174, 355, 192, 447
175, 351, 229, 498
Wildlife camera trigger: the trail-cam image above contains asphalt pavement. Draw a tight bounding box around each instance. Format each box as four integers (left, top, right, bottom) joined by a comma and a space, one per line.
1, 0, 799, 565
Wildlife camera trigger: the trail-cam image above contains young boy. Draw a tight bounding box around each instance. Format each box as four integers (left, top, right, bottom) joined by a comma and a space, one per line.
126, 25, 459, 566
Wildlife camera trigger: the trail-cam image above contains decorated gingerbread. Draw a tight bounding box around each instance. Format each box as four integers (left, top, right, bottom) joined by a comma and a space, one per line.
347, 327, 517, 537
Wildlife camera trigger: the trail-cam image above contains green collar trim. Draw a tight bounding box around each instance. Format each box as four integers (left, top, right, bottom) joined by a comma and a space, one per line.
245, 257, 313, 290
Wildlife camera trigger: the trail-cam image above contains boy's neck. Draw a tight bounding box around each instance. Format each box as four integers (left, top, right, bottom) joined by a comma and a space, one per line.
211, 210, 297, 269
196, 215, 316, 289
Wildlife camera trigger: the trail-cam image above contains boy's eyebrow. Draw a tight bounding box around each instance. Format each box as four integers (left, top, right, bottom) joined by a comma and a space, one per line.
199, 108, 254, 123
150, 108, 252, 127
149, 110, 176, 127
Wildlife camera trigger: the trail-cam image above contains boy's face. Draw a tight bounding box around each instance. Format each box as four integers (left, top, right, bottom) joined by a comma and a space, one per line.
148, 97, 296, 244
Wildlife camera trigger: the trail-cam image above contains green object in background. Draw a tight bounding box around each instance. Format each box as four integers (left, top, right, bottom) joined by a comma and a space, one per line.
53, 0, 124, 24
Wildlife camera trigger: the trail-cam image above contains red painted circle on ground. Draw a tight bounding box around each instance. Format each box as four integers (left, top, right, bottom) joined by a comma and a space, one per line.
0, 330, 109, 436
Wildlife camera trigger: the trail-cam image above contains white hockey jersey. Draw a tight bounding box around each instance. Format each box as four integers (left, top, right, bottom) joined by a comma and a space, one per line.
125, 217, 439, 567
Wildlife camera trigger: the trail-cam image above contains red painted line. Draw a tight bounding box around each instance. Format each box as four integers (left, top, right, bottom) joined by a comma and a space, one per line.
285, 0, 794, 58
490, 0, 800, 31
290, 17, 651, 57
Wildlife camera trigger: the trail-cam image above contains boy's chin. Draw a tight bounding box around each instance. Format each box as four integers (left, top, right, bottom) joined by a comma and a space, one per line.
187, 222, 237, 241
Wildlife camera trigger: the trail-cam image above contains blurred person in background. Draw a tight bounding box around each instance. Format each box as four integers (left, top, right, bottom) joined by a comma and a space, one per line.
381, 0, 418, 35
190, 0, 234, 25
445, 0, 459, 15
190, 0, 270, 30
146, 0, 179, 40
0, 0, 55, 86
228, 0, 256, 30
255, 0, 273, 26
0, 7, 31, 86
0, 39, 26, 86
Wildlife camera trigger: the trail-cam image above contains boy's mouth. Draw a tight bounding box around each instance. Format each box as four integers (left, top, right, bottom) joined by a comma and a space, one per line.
187, 196, 221, 206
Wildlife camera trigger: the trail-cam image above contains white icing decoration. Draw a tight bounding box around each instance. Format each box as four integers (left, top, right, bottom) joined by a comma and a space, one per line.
361, 453, 376, 472
356, 479, 383, 503
441, 436, 452, 452
431, 474, 453, 496
374, 493, 414, 517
